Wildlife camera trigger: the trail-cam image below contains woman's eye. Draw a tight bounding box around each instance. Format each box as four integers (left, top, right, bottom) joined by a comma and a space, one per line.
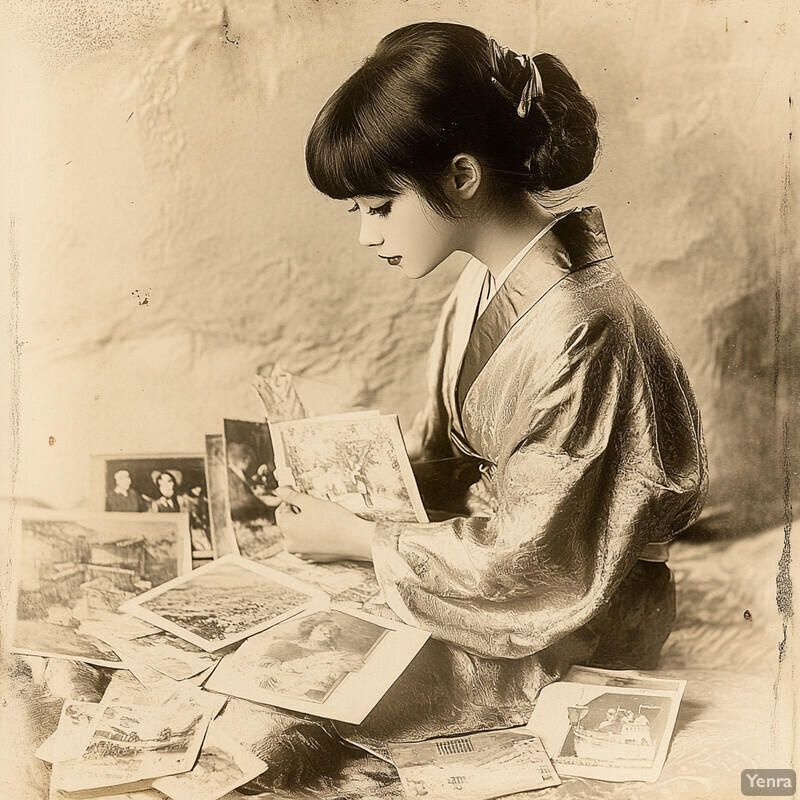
368, 202, 392, 217
347, 203, 359, 214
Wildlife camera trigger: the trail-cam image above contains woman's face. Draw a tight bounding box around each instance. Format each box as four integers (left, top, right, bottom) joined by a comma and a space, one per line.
350, 190, 461, 280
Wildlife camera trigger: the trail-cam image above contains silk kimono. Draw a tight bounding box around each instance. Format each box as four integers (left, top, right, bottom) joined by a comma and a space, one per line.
339, 206, 708, 747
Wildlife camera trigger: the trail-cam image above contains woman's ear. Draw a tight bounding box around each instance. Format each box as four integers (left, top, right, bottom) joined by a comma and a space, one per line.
443, 153, 482, 202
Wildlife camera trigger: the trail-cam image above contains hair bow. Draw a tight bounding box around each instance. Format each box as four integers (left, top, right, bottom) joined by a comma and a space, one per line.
488, 38, 544, 118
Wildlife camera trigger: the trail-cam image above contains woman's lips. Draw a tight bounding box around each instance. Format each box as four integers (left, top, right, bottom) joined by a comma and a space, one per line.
380, 255, 402, 266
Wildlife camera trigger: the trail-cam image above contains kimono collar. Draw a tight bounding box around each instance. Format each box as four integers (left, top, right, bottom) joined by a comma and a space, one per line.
455, 205, 613, 411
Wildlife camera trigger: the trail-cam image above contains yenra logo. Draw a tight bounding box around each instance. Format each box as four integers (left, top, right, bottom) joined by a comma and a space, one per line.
741, 770, 796, 796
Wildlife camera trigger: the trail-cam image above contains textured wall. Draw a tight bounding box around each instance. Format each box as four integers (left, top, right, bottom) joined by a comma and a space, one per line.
3, 0, 797, 533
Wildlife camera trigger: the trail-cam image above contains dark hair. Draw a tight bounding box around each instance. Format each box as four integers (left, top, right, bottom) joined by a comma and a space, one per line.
305, 22, 598, 215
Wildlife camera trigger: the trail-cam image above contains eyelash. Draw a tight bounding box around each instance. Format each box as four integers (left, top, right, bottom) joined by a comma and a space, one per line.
348, 202, 393, 217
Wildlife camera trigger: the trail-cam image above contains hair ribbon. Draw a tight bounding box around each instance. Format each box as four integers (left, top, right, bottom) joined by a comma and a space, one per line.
488, 38, 544, 118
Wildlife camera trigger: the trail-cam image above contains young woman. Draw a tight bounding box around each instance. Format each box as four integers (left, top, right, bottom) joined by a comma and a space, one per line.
272, 21, 708, 755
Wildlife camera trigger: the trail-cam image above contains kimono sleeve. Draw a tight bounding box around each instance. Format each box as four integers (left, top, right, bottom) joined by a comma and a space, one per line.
371, 315, 706, 660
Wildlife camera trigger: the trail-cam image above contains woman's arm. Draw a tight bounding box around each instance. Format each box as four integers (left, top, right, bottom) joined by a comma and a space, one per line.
274, 487, 376, 562
370, 316, 706, 660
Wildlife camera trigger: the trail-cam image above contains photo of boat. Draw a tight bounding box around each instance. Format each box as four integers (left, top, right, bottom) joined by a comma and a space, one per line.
557, 692, 669, 768
568, 704, 660, 762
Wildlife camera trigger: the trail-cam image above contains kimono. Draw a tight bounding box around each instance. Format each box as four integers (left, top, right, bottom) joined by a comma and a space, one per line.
339, 206, 707, 746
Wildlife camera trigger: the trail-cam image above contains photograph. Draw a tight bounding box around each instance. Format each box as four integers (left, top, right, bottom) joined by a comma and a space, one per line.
51, 693, 221, 793
204, 434, 237, 559
388, 730, 560, 800
222, 419, 284, 560
271, 414, 428, 523
120, 555, 326, 651
11, 510, 192, 668
525, 679, 686, 783
152, 724, 267, 800
91, 453, 213, 558
205, 605, 429, 723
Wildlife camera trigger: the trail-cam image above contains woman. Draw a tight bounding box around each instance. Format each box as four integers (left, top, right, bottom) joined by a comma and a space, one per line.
272, 21, 707, 753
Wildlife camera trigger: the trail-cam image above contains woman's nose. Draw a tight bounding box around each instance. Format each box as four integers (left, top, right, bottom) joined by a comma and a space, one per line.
358, 217, 384, 247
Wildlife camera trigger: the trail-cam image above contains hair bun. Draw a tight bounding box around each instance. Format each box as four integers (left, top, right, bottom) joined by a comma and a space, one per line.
525, 54, 599, 191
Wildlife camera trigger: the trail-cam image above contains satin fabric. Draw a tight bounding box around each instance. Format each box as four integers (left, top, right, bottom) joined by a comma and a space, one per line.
346, 206, 707, 745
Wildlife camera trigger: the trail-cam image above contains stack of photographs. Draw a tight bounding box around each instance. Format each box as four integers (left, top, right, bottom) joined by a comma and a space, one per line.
11, 509, 192, 668
91, 453, 213, 560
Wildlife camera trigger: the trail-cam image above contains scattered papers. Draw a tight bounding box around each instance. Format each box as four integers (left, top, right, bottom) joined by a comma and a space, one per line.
205, 605, 429, 724
388, 729, 561, 800
52, 691, 224, 793
12, 509, 191, 668
270, 413, 428, 523
524, 666, 686, 783
97, 628, 222, 681
261, 550, 381, 605
152, 723, 267, 800
120, 555, 326, 651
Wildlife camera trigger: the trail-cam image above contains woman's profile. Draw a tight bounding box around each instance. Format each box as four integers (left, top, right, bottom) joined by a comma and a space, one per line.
257, 19, 709, 788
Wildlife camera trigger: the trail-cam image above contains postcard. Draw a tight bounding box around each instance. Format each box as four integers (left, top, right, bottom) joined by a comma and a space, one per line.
205, 605, 429, 724
91, 452, 213, 557
152, 724, 267, 800
52, 691, 224, 792
204, 434, 237, 558
388, 730, 561, 800
11, 509, 191, 668
221, 419, 284, 560
261, 550, 381, 605
35, 701, 100, 763
120, 555, 326, 651
524, 670, 687, 783
270, 413, 428, 523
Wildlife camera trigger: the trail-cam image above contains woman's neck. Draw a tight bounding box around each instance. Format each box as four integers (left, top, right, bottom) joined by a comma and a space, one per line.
461, 196, 557, 278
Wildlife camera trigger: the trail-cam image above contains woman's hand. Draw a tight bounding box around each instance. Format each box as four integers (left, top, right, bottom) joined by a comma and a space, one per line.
273, 486, 375, 563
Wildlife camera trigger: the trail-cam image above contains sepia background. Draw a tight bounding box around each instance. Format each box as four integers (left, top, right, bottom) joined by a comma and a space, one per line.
2, 0, 797, 536
1, 0, 798, 795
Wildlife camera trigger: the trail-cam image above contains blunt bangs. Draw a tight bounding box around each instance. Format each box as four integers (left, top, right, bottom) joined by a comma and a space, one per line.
305, 71, 415, 202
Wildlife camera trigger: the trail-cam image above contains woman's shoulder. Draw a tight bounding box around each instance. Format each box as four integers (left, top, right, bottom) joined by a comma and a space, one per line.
516, 258, 669, 362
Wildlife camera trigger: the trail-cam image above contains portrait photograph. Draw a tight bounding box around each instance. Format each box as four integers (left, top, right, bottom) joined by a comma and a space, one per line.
205, 605, 430, 723
222, 419, 283, 561
3, 0, 797, 798
90, 453, 213, 557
